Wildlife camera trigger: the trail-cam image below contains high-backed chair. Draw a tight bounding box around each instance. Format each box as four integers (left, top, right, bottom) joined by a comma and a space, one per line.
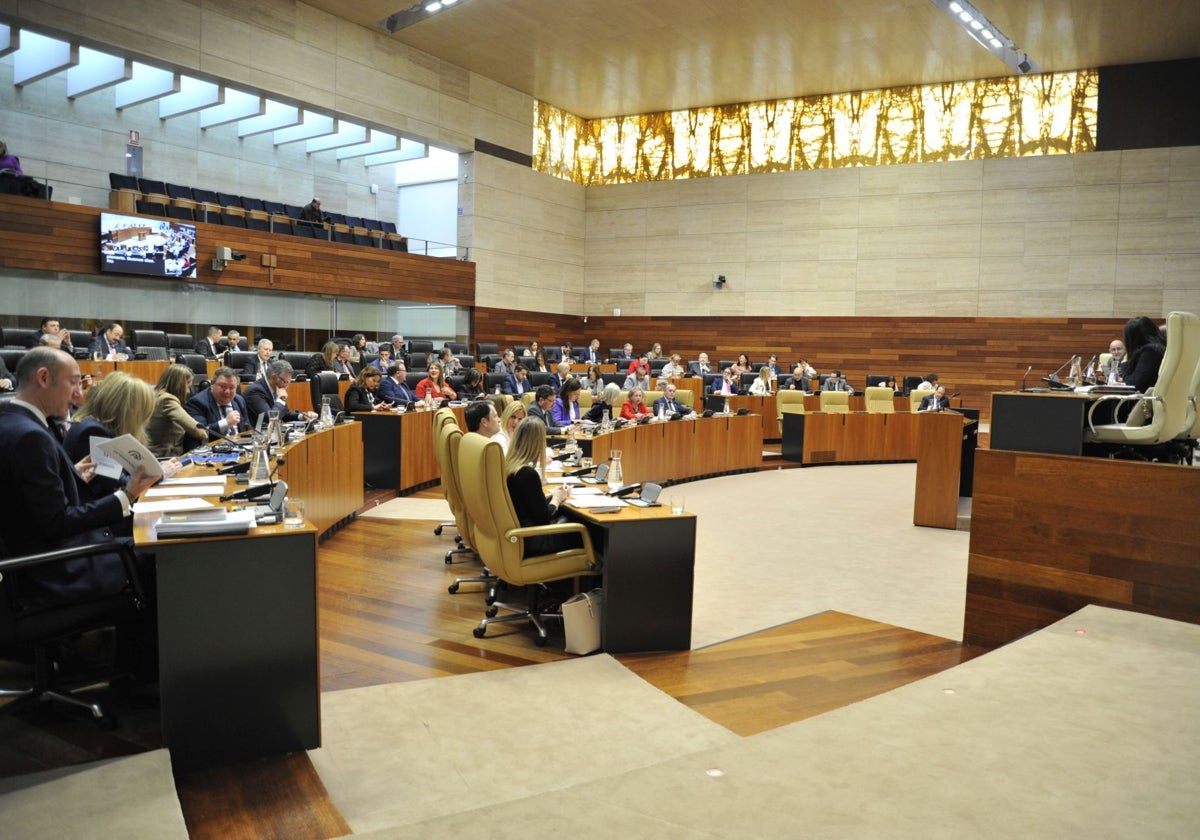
433, 416, 500, 598
227, 351, 257, 380
476, 342, 498, 358
409, 339, 435, 354
431, 409, 470, 558
776, 390, 806, 422
908, 390, 929, 413
408, 352, 428, 371
865, 374, 893, 388
167, 332, 195, 354
310, 371, 344, 415
1, 539, 147, 726
1085, 311, 1200, 458
456, 434, 599, 645
130, 329, 168, 360
864, 386, 896, 413
819, 390, 851, 413
445, 342, 469, 355
2, 327, 36, 349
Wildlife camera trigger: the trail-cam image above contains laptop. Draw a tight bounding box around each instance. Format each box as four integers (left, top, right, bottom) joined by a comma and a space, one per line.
625, 481, 663, 507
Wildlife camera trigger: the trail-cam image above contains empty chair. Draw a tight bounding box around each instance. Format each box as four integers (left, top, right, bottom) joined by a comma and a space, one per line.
351, 233, 371, 247
380, 221, 398, 234
192, 188, 222, 220
445, 341, 469, 355
138, 178, 168, 203
107, 173, 140, 212
273, 222, 294, 236
333, 230, 354, 244
292, 222, 315, 238
217, 192, 243, 213
166, 205, 194, 221
455, 354, 475, 369
245, 216, 269, 231
167, 333, 195, 353
263, 200, 287, 216
241, 196, 266, 213
819, 391, 851, 413
283, 204, 304, 220
865, 374, 893, 388
901, 375, 924, 396
864, 386, 896, 413
109, 173, 140, 191
362, 218, 383, 231
344, 215, 364, 228
130, 329, 168, 356
135, 200, 167, 217
165, 183, 197, 212
409, 340, 434, 354
477, 342, 499, 358
2, 328, 36, 349
227, 351, 258, 379
408, 352, 428, 371
310, 371, 344, 415
326, 212, 347, 226
219, 213, 246, 227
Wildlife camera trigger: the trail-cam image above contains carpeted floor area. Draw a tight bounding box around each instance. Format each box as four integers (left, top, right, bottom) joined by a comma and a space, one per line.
338, 606, 1200, 839
309, 655, 739, 834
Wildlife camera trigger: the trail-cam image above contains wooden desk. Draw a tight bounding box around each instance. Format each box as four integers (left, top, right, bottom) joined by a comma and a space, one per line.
989, 391, 1094, 456
79, 359, 169, 386
912, 412, 973, 529
356, 406, 466, 492
565, 504, 695, 653
583, 414, 762, 485
781, 412, 920, 465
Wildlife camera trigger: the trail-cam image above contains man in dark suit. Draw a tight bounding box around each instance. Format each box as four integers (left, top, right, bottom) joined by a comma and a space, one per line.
613, 343, 635, 362
243, 360, 316, 426
547, 361, 573, 393
526, 384, 565, 434
378, 362, 417, 405
195, 325, 224, 359
0, 348, 158, 602
87, 322, 128, 360
504, 366, 532, 396
185, 366, 250, 440
26, 317, 74, 354
652, 382, 693, 418
331, 343, 357, 379
578, 339, 603, 365
242, 338, 275, 381
824, 370, 855, 394
711, 368, 738, 395
688, 352, 714, 378
918, 384, 950, 412
0, 353, 14, 392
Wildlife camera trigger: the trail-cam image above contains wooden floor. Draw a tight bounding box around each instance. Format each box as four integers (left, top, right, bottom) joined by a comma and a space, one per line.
0, 485, 985, 838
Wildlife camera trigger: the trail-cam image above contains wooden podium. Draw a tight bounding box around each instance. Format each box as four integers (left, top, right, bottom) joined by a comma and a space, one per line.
913, 411, 970, 529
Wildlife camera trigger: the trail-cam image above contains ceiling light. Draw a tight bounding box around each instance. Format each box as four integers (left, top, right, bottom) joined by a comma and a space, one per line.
377, 0, 473, 33
949, 1, 963, 11
930, 0, 1041, 75
969, 20, 983, 30
425, 2, 442, 10
958, 11, 972, 22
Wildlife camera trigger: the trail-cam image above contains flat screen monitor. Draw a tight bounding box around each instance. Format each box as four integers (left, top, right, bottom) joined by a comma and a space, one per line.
100, 212, 197, 279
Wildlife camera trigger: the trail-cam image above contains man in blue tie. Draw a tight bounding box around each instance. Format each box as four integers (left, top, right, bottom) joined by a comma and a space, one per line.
378, 361, 417, 405
652, 382, 693, 418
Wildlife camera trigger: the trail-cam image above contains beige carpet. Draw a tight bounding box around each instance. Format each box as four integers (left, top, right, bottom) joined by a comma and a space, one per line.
0, 749, 188, 838
683, 464, 968, 647
310, 654, 738, 834
344, 606, 1200, 839
359, 497, 453, 521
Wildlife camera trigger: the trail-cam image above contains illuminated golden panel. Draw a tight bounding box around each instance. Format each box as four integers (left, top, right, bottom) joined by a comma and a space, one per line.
534, 71, 1098, 185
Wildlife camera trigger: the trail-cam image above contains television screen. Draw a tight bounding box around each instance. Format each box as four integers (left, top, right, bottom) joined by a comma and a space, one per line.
100, 212, 197, 279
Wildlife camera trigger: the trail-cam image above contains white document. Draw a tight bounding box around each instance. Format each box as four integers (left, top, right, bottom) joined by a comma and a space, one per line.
132, 498, 218, 513
158, 476, 228, 486
142, 484, 226, 498
89, 433, 163, 480
566, 495, 627, 509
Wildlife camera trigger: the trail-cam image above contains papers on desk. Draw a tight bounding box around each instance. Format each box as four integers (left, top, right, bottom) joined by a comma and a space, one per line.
133, 498, 217, 514
1074, 384, 1137, 394
143, 484, 226, 498
566, 496, 627, 513
545, 476, 583, 485
89, 433, 163, 481
158, 476, 228, 486
155, 509, 257, 538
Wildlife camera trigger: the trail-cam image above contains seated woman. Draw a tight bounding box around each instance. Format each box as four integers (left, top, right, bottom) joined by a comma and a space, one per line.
1121, 315, 1166, 393
532, 351, 550, 373
730, 353, 751, 377
416, 361, 458, 402
585, 382, 624, 424
660, 354, 685, 378
646, 341, 665, 360
457, 367, 485, 400
521, 339, 540, 358
748, 366, 773, 396
345, 367, 393, 412
504, 417, 582, 557
492, 399, 527, 450
551, 379, 584, 427
583, 364, 605, 397
147, 363, 209, 457
306, 340, 340, 379
620, 387, 652, 422
347, 333, 368, 364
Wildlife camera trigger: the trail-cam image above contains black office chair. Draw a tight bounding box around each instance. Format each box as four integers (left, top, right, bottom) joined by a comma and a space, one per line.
408, 352, 428, 371
167, 333, 195, 354
310, 371, 344, 414
177, 353, 210, 391
476, 342, 499, 358
445, 342, 469, 355
130, 329, 168, 361
0, 539, 149, 727
866, 374, 894, 388
135, 200, 167, 217
409, 340, 435, 354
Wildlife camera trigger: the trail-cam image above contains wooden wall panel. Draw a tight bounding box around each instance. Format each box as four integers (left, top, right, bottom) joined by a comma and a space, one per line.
0, 196, 474, 306
475, 308, 1129, 425
964, 449, 1200, 648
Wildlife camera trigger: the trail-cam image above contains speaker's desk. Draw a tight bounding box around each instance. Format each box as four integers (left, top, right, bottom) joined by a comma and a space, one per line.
781, 411, 921, 465
355, 405, 466, 492
564, 502, 695, 653
990, 391, 1097, 456
580, 413, 762, 485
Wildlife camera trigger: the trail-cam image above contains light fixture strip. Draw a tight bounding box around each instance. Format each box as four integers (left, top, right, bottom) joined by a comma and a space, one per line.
932, 0, 1039, 75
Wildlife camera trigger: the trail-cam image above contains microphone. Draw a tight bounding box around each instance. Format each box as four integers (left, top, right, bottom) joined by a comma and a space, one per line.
949, 392, 961, 398
220, 456, 285, 501
1021, 364, 1034, 392
200, 424, 254, 451
563, 456, 610, 477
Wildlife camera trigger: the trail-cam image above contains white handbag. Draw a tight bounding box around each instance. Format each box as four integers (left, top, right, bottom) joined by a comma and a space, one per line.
562, 588, 604, 655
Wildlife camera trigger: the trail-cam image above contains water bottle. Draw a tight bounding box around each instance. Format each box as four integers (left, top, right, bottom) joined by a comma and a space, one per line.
607, 450, 623, 493
318, 396, 334, 429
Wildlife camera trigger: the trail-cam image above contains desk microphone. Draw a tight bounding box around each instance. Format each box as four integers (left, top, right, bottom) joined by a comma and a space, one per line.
563, 457, 610, 477
200, 424, 255, 451
1021, 365, 1034, 392
949, 392, 961, 398
220, 456, 285, 501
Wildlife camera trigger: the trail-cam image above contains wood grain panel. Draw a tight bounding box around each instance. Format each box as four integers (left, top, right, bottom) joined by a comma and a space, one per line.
0, 196, 474, 306
964, 448, 1200, 648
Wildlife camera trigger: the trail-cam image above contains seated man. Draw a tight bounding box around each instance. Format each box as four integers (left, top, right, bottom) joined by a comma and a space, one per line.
504, 365, 533, 396
0, 353, 14, 391
764, 353, 783, 380
660, 354, 686, 378
624, 362, 652, 392
226, 329, 245, 351
526, 384, 565, 434
493, 349, 517, 376
824, 370, 855, 394
0, 348, 158, 602
688, 352, 714, 377
243, 360, 316, 426
578, 338, 603, 365
87, 322, 128, 360
548, 361, 573, 392
378, 362, 417, 405
613, 342, 635, 362
918, 384, 950, 412
784, 362, 811, 392
26, 317, 74, 354
185, 366, 250, 441
652, 383, 693, 418
711, 367, 738, 395
463, 400, 500, 436
299, 197, 328, 226
242, 338, 275, 381
195, 325, 224, 359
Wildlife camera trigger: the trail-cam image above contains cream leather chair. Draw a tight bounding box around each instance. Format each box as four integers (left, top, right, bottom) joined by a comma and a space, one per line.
1085, 311, 1200, 456
776, 390, 806, 421
675, 389, 695, 409
819, 390, 850, 413
909, 390, 930, 413
433, 414, 503, 598
456, 434, 599, 645
864, 386, 895, 413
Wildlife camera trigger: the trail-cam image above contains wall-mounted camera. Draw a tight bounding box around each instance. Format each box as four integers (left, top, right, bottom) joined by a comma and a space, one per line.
212, 246, 248, 271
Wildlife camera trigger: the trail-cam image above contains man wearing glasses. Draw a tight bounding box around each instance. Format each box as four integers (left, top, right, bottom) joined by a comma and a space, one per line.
243, 360, 317, 426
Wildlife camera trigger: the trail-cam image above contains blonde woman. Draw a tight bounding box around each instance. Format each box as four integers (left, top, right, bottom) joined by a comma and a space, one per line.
416, 361, 458, 401
65, 371, 157, 498
492, 399, 527, 450
147, 363, 208, 456
585, 382, 623, 423
504, 417, 581, 557
749, 366, 772, 396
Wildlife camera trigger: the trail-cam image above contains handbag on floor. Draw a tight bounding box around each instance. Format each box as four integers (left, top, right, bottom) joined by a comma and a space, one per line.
562, 588, 604, 655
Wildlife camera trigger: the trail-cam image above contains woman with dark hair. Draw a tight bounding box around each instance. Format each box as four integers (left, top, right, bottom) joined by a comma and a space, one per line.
583, 363, 605, 397
551, 378, 583, 427
344, 367, 392, 412
348, 333, 367, 364
532, 351, 550, 373
147, 363, 208, 456
1121, 315, 1167, 393
457, 367, 485, 399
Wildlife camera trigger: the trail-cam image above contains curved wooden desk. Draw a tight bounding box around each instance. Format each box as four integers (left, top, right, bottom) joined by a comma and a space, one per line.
583, 414, 762, 485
